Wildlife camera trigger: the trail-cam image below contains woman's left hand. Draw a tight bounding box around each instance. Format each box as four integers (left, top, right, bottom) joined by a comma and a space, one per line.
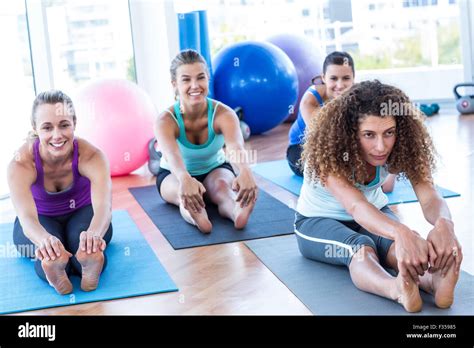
426, 218, 462, 276
232, 169, 258, 207
79, 230, 107, 254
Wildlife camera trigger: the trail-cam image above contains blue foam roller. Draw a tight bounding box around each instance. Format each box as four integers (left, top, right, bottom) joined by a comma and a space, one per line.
177, 11, 200, 52
198, 10, 214, 98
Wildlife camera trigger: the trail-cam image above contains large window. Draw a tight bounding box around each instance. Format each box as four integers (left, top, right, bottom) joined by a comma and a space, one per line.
0, 2, 35, 198
205, 0, 326, 56
349, 0, 461, 69
206, 0, 461, 70
205, 0, 464, 100
0, 0, 136, 199
41, 0, 136, 90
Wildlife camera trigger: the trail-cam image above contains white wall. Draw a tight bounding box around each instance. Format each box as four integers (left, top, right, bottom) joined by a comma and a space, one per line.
459, 0, 474, 82
129, 0, 179, 112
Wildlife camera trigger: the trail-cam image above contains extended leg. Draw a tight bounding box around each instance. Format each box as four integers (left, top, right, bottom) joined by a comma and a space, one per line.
13, 216, 73, 295
349, 246, 422, 312
65, 204, 113, 291
295, 214, 422, 312
159, 172, 212, 233
385, 242, 459, 308
203, 168, 255, 229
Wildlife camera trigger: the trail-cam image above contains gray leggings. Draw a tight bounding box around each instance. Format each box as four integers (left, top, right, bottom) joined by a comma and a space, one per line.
294, 206, 397, 268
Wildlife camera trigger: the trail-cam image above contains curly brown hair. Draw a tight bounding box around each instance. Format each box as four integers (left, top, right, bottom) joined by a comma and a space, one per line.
301, 80, 437, 186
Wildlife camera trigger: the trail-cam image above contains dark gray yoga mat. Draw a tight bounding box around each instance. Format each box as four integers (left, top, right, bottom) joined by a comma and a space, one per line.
246, 235, 474, 315
129, 185, 295, 250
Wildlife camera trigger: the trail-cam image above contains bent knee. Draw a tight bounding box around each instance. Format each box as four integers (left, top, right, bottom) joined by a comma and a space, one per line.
209, 178, 231, 193
349, 243, 379, 266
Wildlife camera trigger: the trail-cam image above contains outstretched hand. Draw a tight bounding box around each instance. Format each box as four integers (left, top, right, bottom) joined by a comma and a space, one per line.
35, 234, 72, 261
232, 169, 258, 207
79, 230, 107, 254
395, 228, 429, 285
427, 219, 462, 276
179, 175, 206, 213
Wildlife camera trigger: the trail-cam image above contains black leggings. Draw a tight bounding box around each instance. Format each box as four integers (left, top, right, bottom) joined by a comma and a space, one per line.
155, 162, 236, 197
13, 204, 113, 282
286, 144, 303, 177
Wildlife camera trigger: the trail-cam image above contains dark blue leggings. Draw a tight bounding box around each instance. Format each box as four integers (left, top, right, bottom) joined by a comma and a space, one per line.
286, 144, 303, 177
13, 204, 113, 282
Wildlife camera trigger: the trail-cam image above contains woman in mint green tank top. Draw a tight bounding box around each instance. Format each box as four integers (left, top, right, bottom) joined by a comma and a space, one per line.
296, 80, 462, 312
154, 50, 258, 233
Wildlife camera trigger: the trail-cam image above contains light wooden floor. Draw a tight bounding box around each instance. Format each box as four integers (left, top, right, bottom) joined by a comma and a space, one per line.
1, 109, 473, 315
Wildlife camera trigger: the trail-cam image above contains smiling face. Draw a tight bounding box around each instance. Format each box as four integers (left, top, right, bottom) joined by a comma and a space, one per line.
173, 62, 209, 107
358, 115, 397, 167
322, 64, 354, 99
34, 103, 75, 160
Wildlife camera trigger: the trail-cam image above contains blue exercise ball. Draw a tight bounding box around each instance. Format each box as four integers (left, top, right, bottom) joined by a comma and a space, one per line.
213, 41, 298, 134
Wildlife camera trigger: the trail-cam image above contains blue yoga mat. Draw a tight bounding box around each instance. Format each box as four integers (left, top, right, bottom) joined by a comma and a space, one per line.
252, 160, 460, 204
0, 210, 178, 314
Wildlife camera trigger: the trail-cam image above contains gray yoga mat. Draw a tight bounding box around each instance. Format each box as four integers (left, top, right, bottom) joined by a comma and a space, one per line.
245, 235, 474, 315
129, 185, 295, 250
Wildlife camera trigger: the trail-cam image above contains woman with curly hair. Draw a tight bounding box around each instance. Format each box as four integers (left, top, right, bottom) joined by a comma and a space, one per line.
295, 80, 462, 312
287, 51, 395, 191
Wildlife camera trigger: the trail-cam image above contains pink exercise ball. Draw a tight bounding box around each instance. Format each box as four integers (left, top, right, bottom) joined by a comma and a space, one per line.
267, 34, 324, 122
74, 79, 156, 176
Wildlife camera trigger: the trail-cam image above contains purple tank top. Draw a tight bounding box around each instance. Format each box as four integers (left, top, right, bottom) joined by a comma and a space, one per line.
31, 139, 92, 216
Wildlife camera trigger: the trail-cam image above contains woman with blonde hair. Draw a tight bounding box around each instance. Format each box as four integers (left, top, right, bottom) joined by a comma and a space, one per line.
8, 90, 112, 294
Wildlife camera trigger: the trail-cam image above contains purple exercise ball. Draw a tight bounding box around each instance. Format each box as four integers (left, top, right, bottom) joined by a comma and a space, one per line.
267, 34, 324, 122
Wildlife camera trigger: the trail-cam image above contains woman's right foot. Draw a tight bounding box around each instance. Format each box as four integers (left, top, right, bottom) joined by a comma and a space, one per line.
420, 264, 459, 309
179, 204, 212, 233
76, 248, 104, 292
432, 267, 459, 308
233, 200, 255, 230
395, 273, 423, 313
41, 252, 73, 295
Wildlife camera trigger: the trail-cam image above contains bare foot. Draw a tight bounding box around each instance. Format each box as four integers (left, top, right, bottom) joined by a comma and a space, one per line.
76, 248, 104, 291
395, 273, 423, 313
420, 264, 459, 309
41, 252, 73, 295
179, 204, 212, 234
233, 200, 255, 230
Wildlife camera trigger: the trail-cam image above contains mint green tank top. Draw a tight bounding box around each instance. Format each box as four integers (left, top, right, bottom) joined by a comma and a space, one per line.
296, 165, 389, 220
159, 98, 226, 176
